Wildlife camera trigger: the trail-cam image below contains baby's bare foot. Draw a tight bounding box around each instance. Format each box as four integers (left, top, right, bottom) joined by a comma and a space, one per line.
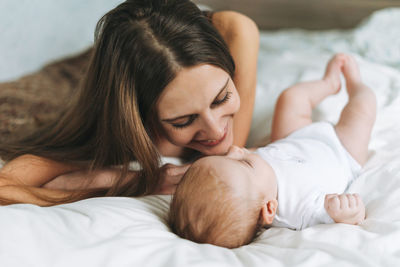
323, 54, 345, 94
324, 193, 365, 225
341, 54, 363, 91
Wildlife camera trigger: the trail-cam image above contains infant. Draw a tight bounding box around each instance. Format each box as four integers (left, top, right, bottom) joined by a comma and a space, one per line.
168, 54, 376, 248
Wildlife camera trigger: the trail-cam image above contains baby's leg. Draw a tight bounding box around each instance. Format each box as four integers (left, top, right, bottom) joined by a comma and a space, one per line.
324, 193, 365, 224
334, 55, 376, 165
271, 55, 344, 141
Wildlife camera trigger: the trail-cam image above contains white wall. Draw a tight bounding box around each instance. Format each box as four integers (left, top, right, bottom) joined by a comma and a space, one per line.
0, 0, 124, 82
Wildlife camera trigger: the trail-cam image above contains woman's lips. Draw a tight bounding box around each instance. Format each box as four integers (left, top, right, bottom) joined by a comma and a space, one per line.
195, 126, 228, 147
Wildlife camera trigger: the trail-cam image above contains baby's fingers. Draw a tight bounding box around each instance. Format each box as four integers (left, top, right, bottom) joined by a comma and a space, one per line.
354, 193, 362, 206
325, 194, 340, 210
338, 194, 349, 209
346, 194, 357, 208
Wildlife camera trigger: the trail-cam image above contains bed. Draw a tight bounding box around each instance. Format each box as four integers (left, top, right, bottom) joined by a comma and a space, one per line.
1, 4, 400, 267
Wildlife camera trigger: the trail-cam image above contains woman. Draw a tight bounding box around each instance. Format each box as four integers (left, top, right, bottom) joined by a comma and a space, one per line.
0, 0, 259, 205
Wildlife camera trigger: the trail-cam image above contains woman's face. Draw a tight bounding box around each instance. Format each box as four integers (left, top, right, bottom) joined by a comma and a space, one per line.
156, 64, 240, 156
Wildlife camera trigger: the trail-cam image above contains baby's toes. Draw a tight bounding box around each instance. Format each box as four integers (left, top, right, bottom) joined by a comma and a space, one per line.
342, 55, 362, 86
324, 56, 344, 93
329, 53, 347, 66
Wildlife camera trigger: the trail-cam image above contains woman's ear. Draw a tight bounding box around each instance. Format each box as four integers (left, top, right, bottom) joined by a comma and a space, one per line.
258, 199, 278, 226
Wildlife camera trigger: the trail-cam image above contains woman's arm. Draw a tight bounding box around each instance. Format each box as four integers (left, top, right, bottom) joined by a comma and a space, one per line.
0, 184, 83, 206
43, 163, 191, 195
0, 154, 84, 187
0, 154, 90, 205
42, 168, 136, 190
212, 11, 260, 147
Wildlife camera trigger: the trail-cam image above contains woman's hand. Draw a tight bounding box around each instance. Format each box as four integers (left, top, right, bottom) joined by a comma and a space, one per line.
154, 163, 191, 195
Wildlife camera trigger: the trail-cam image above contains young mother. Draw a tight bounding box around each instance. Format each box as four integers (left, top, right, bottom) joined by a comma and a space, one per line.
0, 0, 259, 205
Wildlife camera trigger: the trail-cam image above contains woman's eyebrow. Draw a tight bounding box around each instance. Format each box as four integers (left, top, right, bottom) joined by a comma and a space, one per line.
161, 78, 230, 122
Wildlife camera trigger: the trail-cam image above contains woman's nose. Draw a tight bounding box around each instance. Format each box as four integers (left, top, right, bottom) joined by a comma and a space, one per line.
202, 113, 224, 140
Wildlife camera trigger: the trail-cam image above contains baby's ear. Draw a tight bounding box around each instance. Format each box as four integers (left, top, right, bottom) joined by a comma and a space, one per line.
259, 199, 278, 226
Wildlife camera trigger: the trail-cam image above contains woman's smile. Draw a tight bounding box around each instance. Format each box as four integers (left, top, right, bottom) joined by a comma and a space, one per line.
194, 125, 228, 147
157, 64, 240, 156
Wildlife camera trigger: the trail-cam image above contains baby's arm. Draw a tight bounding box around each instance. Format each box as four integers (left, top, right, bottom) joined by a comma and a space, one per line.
324, 193, 365, 225
270, 55, 343, 141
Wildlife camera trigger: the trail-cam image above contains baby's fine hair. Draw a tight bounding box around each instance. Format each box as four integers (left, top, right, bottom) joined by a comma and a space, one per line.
169, 163, 264, 248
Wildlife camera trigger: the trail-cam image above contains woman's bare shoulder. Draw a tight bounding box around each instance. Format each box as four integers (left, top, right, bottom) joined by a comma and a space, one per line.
211, 11, 259, 43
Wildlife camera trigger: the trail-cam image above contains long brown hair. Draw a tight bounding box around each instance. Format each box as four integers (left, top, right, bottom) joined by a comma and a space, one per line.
0, 0, 235, 202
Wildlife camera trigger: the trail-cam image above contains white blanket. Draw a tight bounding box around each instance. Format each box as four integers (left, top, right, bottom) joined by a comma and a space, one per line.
1, 8, 400, 267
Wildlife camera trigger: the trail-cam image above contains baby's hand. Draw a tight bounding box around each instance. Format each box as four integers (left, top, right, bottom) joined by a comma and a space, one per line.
324, 193, 365, 225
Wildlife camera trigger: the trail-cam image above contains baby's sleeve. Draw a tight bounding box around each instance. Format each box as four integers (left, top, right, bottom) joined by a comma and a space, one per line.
305, 194, 335, 228
315, 205, 335, 225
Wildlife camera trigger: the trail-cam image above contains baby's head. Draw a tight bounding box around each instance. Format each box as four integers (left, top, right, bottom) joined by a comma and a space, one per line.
169, 146, 278, 248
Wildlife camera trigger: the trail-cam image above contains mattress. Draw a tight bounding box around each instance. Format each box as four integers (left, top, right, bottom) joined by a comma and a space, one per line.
1, 8, 400, 267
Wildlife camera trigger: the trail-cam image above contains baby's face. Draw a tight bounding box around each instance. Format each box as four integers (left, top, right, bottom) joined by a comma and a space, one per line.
194, 146, 277, 200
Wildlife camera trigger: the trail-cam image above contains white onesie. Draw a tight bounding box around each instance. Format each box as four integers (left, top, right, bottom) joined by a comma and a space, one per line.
255, 122, 362, 230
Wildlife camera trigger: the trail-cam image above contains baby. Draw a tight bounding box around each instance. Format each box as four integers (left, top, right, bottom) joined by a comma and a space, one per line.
168, 54, 376, 248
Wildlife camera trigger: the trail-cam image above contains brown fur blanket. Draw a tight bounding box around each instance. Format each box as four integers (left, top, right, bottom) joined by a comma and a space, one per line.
0, 49, 92, 143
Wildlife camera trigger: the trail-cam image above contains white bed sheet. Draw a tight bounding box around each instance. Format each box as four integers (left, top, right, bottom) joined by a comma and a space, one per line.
1, 8, 400, 267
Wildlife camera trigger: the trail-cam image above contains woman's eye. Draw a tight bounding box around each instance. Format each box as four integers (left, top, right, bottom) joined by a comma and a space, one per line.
212, 91, 232, 106
172, 115, 197, 129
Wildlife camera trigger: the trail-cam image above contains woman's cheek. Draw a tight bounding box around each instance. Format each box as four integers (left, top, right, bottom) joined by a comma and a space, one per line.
230, 90, 241, 114
177, 131, 195, 146
166, 127, 196, 146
